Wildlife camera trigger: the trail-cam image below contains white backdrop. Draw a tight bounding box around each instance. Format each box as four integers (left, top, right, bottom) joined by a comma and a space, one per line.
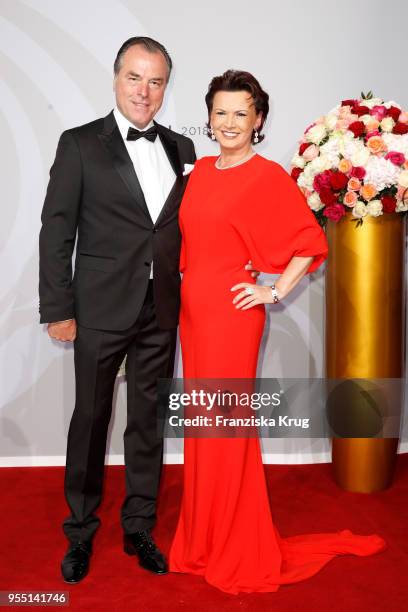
1, 0, 407, 466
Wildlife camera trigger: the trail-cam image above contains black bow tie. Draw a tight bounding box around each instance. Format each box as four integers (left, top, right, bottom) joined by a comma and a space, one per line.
126, 125, 158, 143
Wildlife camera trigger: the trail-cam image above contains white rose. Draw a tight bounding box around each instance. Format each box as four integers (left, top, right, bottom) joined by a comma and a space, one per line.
291, 154, 306, 168
384, 100, 401, 109
398, 170, 408, 188
382, 133, 408, 156
364, 156, 400, 191
320, 138, 341, 165
380, 117, 395, 132
297, 172, 314, 190
352, 201, 368, 218
306, 124, 327, 145
325, 114, 338, 130
396, 199, 408, 212
309, 155, 332, 174
350, 146, 371, 167
307, 192, 324, 211
360, 114, 372, 125
367, 199, 383, 217
362, 97, 384, 109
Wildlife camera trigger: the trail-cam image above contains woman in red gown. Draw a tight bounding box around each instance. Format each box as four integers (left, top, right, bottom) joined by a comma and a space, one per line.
169, 70, 385, 594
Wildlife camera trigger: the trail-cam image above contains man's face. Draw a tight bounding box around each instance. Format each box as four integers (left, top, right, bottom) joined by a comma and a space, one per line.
114, 45, 168, 129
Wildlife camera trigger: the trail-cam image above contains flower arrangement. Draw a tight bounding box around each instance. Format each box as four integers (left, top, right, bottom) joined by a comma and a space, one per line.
291, 92, 408, 226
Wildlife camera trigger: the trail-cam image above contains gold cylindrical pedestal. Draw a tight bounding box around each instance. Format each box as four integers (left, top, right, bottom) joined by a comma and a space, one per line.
326, 213, 405, 492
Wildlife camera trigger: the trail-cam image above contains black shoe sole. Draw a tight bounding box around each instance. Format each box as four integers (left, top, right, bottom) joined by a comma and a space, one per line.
124, 545, 168, 575
62, 571, 89, 584
61, 563, 89, 584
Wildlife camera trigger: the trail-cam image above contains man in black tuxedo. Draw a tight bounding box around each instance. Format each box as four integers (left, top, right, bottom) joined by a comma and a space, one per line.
39, 37, 195, 583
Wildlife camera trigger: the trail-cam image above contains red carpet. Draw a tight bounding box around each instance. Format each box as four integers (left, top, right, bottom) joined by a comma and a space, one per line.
0, 456, 407, 611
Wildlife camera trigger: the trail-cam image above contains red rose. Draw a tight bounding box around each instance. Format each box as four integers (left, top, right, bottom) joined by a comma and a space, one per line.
330, 172, 348, 190
291, 167, 302, 181
313, 170, 332, 192
348, 121, 365, 138
385, 151, 405, 166
353, 105, 370, 117
323, 204, 346, 222
341, 99, 357, 107
386, 106, 401, 121
299, 142, 311, 155
351, 166, 366, 179
393, 122, 408, 135
381, 195, 397, 213
319, 187, 338, 206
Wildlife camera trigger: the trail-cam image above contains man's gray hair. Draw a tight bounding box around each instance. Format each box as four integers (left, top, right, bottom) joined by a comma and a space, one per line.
114, 36, 173, 80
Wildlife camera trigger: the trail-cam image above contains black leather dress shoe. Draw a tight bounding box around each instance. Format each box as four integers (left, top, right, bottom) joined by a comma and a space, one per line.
124, 530, 168, 574
61, 541, 92, 584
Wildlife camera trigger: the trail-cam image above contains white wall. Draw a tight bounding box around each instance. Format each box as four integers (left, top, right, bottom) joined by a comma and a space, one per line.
1, 0, 407, 465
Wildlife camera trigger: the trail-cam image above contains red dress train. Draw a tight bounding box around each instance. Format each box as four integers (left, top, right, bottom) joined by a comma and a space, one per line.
169, 155, 385, 594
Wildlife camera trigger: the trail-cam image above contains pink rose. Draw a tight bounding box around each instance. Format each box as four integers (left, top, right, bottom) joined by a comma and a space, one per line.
323, 204, 346, 221
365, 118, 380, 132
336, 119, 352, 130
343, 191, 358, 207
370, 105, 388, 120
339, 107, 357, 121
351, 166, 366, 179
365, 130, 381, 139
399, 111, 408, 124
303, 144, 319, 161
385, 151, 405, 166
304, 122, 316, 134
397, 185, 408, 202
347, 177, 361, 191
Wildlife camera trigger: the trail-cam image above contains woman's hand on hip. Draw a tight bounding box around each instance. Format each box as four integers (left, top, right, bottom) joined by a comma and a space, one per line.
231, 283, 276, 310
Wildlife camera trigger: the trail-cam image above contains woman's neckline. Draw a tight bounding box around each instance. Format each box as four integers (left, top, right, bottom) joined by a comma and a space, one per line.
214, 151, 258, 170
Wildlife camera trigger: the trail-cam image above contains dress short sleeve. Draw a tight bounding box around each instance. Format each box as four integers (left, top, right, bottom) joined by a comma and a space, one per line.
234, 160, 328, 274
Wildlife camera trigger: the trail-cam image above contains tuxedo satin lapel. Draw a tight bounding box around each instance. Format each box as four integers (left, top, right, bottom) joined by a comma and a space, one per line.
98, 112, 152, 222
155, 176, 187, 226
155, 122, 183, 177
154, 122, 185, 225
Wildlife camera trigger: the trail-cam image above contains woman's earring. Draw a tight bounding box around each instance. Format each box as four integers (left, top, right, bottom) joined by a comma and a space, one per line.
254, 130, 259, 144
210, 127, 216, 141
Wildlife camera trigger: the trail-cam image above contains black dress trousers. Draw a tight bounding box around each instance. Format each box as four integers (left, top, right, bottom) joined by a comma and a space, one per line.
62, 281, 176, 543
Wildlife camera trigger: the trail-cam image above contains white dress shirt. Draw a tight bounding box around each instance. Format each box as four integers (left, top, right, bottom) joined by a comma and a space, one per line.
114, 107, 176, 277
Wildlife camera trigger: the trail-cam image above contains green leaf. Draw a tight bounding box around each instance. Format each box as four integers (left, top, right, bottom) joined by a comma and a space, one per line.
351, 217, 364, 228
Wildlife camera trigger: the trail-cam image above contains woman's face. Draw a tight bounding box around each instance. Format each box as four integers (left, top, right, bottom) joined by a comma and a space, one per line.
210, 90, 262, 152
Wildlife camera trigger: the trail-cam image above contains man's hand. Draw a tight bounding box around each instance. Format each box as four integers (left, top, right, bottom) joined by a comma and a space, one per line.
245, 260, 260, 279
48, 319, 77, 342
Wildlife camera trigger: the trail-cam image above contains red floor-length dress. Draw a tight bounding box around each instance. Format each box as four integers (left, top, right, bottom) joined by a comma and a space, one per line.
169, 154, 385, 594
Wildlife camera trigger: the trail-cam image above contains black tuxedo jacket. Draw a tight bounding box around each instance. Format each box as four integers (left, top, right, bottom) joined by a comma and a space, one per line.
39, 111, 196, 330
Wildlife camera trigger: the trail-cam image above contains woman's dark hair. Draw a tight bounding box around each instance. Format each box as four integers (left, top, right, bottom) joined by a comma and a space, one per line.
114, 36, 172, 81
205, 70, 269, 144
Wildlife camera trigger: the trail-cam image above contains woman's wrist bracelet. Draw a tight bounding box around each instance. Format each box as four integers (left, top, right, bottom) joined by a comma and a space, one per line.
270, 284, 280, 303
